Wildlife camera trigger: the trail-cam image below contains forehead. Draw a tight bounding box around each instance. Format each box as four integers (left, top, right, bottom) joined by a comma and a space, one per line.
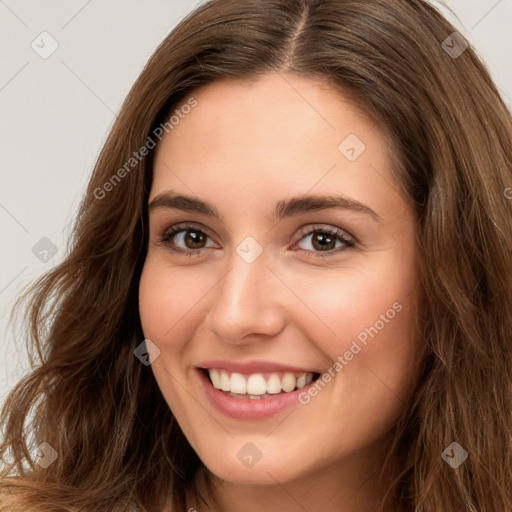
162, 73, 374, 151
150, 72, 405, 219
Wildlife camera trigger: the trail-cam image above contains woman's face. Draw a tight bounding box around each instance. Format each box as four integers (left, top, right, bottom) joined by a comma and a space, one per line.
139, 73, 421, 488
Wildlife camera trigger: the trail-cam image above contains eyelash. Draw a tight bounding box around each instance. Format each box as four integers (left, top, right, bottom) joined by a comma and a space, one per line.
157, 222, 355, 259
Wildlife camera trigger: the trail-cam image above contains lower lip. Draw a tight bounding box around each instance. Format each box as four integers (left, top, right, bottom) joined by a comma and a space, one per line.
197, 369, 317, 420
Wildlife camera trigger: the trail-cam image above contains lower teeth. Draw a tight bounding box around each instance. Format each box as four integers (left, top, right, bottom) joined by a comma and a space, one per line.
226, 391, 283, 399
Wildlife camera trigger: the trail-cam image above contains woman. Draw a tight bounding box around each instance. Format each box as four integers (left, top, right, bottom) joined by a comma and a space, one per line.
1, 0, 511, 511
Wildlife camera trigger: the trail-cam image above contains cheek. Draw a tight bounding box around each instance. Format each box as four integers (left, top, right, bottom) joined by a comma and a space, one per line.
288, 254, 418, 358
138, 258, 204, 426
138, 256, 210, 346
289, 250, 420, 417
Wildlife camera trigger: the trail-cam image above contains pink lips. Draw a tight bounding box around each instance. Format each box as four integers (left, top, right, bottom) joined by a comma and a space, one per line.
197, 359, 317, 374
196, 360, 320, 420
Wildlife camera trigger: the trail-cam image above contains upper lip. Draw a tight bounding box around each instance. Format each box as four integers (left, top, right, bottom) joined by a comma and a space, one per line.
197, 359, 319, 374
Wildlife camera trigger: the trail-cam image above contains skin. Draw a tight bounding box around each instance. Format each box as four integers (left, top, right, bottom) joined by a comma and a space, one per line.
138, 72, 422, 512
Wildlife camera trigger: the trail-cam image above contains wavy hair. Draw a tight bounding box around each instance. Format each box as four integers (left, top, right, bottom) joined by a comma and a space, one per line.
1, 0, 512, 510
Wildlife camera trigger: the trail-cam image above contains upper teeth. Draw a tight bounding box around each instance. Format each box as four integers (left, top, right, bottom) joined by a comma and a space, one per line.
208, 369, 314, 395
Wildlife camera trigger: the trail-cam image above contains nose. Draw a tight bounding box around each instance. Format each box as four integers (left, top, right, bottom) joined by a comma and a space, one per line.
205, 248, 287, 345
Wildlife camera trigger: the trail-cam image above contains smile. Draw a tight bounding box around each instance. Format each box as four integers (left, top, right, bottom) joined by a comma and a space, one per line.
197, 366, 322, 420
206, 368, 317, 398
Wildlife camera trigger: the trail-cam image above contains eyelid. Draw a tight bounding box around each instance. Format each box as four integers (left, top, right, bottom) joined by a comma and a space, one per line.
159, 221, 219, 246
160, 221, 215, 238
294, 223, 355, 244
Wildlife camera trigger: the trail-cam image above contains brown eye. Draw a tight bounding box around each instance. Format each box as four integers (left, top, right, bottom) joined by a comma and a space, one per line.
310, 232, 337, 251
295, 226, 355, 258
159, 223, 217, 257
182, 229, 208, 249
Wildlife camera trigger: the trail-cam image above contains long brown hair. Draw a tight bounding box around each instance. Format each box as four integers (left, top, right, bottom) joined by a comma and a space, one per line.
1, 0, 512, 510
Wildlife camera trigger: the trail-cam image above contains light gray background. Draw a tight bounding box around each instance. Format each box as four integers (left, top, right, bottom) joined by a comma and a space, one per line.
1, 0, 511, 406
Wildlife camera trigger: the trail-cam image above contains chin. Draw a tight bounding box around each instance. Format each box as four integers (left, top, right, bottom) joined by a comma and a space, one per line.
195, 439, 317, 486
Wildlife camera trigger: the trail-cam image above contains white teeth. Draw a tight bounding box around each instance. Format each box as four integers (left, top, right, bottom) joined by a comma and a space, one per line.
281, 373, 296, 392
220, 371, 230, 391
266, 373, 282, 394
207, 369, 315, 396
230, 373, 246, 394
246, 374, 267, 395
210, 369, 221, 389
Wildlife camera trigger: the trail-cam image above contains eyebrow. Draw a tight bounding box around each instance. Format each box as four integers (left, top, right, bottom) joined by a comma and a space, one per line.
148, 190, 382, 223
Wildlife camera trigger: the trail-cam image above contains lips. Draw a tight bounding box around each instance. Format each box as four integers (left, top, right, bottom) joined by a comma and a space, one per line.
196, 359, 322, 419
197, 359, 320, 375
206, 368, 316, 397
